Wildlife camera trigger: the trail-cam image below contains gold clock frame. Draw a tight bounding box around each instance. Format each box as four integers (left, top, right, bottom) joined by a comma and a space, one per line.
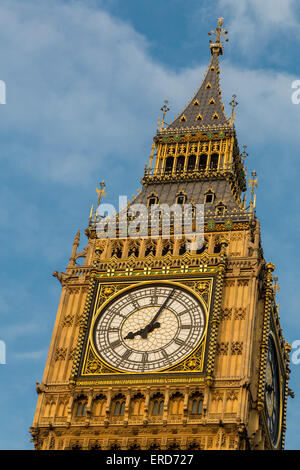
266, 330, 284, 450
80, 277, 214, 377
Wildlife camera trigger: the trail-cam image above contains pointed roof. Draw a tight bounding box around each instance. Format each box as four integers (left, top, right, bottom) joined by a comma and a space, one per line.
165, 18, 231, 134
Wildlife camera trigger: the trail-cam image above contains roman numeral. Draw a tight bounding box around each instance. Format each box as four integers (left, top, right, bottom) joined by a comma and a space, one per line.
174, 338, 185, 346
110, 340, 122, 349
142, 352, 148, 363
122, 350, 131, 361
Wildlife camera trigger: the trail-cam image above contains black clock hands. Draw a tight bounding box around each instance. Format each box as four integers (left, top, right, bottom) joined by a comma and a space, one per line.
124, 289, 175, 340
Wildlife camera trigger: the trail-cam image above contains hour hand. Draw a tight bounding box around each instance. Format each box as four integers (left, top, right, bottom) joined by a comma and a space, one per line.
124, 322, 160, 340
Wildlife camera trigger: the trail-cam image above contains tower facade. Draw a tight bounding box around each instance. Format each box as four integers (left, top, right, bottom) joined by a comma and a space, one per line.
31, 19, 291, 451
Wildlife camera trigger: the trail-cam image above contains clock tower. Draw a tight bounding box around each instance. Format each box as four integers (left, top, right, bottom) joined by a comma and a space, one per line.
31, 18, 291, 450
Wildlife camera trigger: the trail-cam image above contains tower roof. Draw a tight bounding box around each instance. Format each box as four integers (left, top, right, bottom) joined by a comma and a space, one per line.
166, 18, 231, 134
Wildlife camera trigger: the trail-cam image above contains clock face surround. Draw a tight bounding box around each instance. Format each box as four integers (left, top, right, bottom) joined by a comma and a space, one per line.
265, 334, 281, 447
92, 283, 207, 373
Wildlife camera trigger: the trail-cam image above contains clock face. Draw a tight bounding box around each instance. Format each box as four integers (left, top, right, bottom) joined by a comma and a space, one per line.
265, 334, 281, 446
92, 283, 206, 373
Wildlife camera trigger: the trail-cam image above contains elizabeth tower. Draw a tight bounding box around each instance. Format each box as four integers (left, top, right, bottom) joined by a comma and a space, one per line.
31, 19, 291, 450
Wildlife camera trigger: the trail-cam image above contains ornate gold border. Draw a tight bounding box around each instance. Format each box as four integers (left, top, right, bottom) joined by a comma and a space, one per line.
269, 331, 284, 450
80, 277, 214, 377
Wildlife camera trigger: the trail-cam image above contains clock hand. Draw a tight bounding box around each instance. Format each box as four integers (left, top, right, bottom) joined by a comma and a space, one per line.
124, 321, 161, 340
148, 289, 176, 327
124, 289, 175, 340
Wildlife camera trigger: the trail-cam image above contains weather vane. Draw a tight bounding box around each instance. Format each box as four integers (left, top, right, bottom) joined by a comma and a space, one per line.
158, 99, 170, 131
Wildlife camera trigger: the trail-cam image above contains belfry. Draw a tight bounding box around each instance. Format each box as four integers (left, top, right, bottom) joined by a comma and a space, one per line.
31, 18, 291, 450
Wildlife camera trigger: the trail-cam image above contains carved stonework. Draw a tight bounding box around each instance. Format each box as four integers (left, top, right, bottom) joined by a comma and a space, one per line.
61, 314, 74, 327
231, 342, 243, 355
220, 308, 232, 320
54, 348, 67, 361
216, 342, 229, 355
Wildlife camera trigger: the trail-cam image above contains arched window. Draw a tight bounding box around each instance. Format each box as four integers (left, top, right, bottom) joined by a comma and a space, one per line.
189, 392, 203, 415
199, 154, 208, 170
76, 402, 82, 417
210, 153, 219, 170
191, 399, 203, 414
74, 396, 88, 417
114, 401, 120, 416
176, 156, 185, 173
151, 393, 164, 416
152, 400, 159, 415
111, 245, 122, 258
112, 394, 126, 416
187, 154, 196, 172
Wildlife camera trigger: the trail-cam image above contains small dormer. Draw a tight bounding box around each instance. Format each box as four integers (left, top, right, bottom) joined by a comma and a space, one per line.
215, 201, 226, 215
176, 191, 187, 205
204, 189, 215, 204
147, 193, 159, 207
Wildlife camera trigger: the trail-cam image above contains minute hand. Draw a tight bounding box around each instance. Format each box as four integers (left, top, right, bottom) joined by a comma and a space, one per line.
149, 289, 176, 326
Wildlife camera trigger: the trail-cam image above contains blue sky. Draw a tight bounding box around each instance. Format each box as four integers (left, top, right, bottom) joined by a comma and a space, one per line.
0, 0, 300, 449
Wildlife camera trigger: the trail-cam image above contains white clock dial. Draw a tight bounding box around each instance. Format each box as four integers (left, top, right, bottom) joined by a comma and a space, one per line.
93, 283, 206, 373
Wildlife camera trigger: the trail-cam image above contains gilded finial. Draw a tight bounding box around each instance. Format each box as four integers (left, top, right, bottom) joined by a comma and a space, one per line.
249, 171, 258, 214
159, 100, 170, 131
242, 144, 248, 164
96, 181, 106, 206
208, 17, 229, 55
273, 275, 280, 294
229, 94, 238, 125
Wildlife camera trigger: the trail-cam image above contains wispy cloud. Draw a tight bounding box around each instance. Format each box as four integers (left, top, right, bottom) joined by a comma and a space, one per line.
218, 0, 300, 52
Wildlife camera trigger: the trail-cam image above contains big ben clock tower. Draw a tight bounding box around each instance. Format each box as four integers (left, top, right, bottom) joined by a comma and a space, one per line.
31, 18, 291, 451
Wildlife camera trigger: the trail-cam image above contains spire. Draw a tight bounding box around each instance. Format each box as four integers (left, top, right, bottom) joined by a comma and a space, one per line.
208, 17, 229, 56
165, 18, 230, 133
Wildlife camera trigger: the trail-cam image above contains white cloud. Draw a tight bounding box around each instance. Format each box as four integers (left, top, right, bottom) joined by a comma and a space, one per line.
0, 0, 298, 190
218, 0, 299, 51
